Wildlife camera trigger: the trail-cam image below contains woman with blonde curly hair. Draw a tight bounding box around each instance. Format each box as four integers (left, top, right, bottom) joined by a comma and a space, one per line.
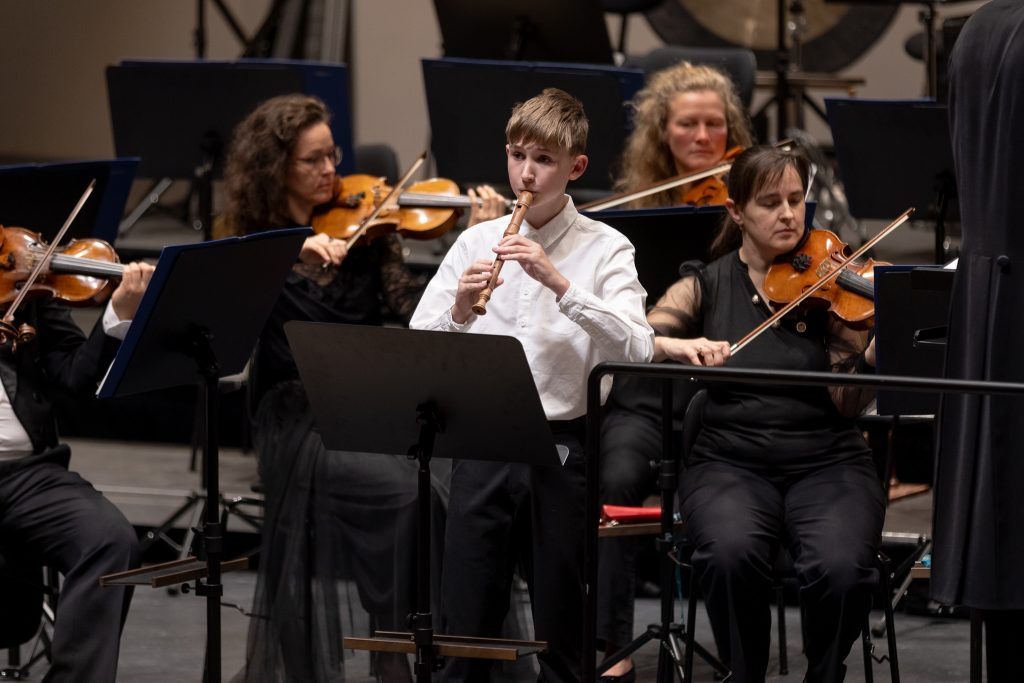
615, 61, 755, 208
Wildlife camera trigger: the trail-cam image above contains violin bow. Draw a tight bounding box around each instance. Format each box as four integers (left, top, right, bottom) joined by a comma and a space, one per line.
342, 151, 427, 249
578, 162, 733, 212
2, 179, 96, 324
729, 206, 915, 356
578, 140, 793, 213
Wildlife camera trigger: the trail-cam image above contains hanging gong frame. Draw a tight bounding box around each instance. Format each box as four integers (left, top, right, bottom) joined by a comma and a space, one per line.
645, 0, 898, 74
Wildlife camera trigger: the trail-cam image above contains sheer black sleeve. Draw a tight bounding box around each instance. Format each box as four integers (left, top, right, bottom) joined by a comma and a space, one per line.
379, 235, 426, 325
647, 261, 704, 338
827, 318, 874, 417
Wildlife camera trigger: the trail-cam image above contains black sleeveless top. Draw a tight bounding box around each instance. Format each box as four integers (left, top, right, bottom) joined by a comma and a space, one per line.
688, 252, 871, 475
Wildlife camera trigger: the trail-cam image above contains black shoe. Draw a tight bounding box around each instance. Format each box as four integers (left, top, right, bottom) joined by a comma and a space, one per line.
598, 668, 636, 683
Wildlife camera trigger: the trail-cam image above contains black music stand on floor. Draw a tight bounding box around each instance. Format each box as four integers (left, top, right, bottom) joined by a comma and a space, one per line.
0, 158, 138, 243
284, 322, 557, 683
96, 227, 309, 683
421, 58, 643, 194
431, 0, 614, 64
106, 59, 353, 239
826, 98, 957, 263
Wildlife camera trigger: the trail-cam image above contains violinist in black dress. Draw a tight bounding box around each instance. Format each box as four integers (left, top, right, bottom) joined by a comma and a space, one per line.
652, 146, 883, 682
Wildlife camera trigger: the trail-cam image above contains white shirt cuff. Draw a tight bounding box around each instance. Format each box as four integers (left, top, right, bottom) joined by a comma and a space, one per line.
442, 307, 472, 332
102, 302, 131, 340
557, 282, 585, 319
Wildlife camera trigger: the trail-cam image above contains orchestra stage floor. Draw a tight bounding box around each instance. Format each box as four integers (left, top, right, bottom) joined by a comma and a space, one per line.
0, 436, 971, 682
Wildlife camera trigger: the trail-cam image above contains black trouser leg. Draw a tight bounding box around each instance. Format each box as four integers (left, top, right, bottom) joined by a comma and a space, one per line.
785, 458, 885, 683
597, 410, 661, 650
0, 460, 139, 683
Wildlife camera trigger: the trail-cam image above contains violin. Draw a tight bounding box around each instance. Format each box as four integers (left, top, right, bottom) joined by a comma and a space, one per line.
730, 208, 915, 356
0, 225, 124, 307
312, 174, 514, 245
763, 228, 886, 330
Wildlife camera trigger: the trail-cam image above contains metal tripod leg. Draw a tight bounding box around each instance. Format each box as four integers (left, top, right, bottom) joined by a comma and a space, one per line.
872, 537, 931, 638
140, 491, 206, 555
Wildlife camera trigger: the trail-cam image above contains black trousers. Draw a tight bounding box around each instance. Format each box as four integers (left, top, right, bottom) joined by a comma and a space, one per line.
440, 422, 585, 683
679, 457, 885, 683
0, 448, 139, 683
596, 408, 664, 650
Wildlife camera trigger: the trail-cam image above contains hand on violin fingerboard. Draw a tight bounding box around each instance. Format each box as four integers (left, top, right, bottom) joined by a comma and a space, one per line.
300, 233, 348, 267
110, 262, 156, 321
467, 185, 509, 227
655, 336, 731, 366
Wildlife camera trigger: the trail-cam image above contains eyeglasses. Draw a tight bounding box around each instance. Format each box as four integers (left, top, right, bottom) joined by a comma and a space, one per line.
293, 145, 342, 169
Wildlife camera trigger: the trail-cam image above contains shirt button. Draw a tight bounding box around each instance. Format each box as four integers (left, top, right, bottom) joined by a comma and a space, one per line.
519, 319, 527, 327
796, 321, 807, 333
751, 294, 760, 304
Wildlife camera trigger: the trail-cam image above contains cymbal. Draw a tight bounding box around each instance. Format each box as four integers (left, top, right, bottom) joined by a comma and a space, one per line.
646, 0, 898, 73
680, 0, 847, 49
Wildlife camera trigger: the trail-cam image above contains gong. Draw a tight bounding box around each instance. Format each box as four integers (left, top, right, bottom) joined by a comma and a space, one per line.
645, 0, 898, 73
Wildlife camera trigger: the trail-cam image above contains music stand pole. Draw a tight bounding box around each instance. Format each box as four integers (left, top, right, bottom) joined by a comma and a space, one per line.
191, 329, 223, 683
921, 1, 938, 99
409, 403, 441, 682
775, 0, 791, 137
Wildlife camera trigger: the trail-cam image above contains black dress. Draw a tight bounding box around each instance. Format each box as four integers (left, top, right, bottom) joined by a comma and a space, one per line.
671, 253, 885, 682
243, 235, 435, 682
931, 0, 1024, 612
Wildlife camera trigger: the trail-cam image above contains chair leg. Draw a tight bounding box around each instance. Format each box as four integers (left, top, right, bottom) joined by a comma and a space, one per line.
684, 561, 697, 680
776, 584, 789, 675
862, 615, 875, 683
877, 552, 901, 683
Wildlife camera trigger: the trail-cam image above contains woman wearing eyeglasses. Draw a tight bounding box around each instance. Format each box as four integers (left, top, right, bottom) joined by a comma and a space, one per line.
222, 94, 431, 682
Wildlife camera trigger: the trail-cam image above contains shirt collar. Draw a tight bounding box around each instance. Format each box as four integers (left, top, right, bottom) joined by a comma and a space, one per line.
521, 195, 577, 249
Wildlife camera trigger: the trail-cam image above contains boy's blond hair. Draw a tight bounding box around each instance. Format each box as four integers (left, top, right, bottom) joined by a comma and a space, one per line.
505, 88, 588, 156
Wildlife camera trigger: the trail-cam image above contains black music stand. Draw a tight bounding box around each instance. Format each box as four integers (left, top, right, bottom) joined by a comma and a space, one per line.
284, 322, 558, 683
431, 0, 614, 64
422, 58, 644, 194
106, 59, 354, 239
590, 202, 817, 302
587, 206, 724, 302
96, 227, 309, 683
826, 98, 957, 263
0, 159, 138, 243
874, 264, 954, 415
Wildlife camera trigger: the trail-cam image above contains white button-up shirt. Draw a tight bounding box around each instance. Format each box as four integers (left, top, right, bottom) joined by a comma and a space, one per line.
411, 197, 654, 420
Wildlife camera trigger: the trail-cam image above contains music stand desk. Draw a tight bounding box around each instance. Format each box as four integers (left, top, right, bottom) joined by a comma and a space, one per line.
422, 57, 643, 192
107, 59, 354, 180
827, 98, 956, 262
585, 205, 724, 303
285, 322, 559, 681
0, 158, 138, 244
97, 227, 309, 683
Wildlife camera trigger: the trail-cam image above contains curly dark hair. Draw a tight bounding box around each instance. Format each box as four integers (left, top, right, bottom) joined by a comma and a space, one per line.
222, 94, 331, 235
